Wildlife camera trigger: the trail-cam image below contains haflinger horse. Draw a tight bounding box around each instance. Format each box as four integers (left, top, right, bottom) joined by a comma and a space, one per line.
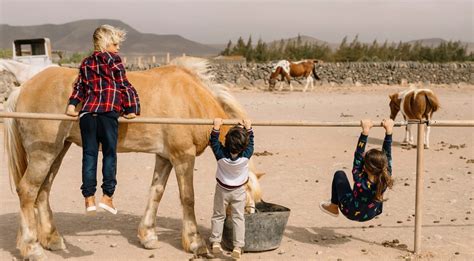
268, 59, 321, 92
4, 57, 263, 260
389, 86, 440, 149
0, 58, 58, 85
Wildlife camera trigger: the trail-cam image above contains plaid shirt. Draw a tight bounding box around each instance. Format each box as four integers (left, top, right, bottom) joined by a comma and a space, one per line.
68, 51, 140, 115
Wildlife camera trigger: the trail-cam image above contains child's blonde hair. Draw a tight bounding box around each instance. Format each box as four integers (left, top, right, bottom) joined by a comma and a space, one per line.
93, 25, 126, 52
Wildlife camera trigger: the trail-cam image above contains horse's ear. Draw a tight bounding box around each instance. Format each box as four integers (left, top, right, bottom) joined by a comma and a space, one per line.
389, 93, 398, 100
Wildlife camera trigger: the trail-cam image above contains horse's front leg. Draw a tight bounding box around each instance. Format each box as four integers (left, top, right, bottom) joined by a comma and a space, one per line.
302, 76, 312, 92
171, 149, 208, 255
285, 74, 293, 91
278, 74, 285, 91
138, 155, 173, 249
36, 143, 71, 251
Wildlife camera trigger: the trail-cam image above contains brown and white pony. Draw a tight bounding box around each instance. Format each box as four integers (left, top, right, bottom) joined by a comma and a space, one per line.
268, 59, 321, 92
389, 87, 440, 149
4, 57, 263, 259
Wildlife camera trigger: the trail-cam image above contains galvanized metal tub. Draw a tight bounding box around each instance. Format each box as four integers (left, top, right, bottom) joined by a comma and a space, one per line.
222, 201, 290, 252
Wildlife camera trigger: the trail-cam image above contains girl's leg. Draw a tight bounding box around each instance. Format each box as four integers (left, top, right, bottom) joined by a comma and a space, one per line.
331, 170, 352, 205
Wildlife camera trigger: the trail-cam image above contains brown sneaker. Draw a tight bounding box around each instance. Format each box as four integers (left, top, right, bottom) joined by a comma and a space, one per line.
211, 242, 222, 254
99, 195, 117, 214
319, 200, 339, 217
85, 196, 96, 215
231, 246, 242, 259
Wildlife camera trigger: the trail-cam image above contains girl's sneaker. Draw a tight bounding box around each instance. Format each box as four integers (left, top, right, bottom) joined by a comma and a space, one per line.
319, 200, 339, 217
231, 247, 242, 259
211, 242, 222, 254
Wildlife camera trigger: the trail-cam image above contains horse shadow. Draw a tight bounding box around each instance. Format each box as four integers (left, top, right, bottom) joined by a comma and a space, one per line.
0, 211, 211, 259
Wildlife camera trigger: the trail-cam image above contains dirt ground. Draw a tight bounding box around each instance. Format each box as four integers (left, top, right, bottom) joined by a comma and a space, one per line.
1, 85, 473, 260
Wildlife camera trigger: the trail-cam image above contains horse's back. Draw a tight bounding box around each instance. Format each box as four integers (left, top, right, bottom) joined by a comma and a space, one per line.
402, 88, 439, 119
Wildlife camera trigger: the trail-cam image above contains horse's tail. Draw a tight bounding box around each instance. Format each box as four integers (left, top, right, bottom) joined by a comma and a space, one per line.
423, 90, 440, 117
4, 88, 27, 189
170, 57, 247, 118
312, 63, 321, 80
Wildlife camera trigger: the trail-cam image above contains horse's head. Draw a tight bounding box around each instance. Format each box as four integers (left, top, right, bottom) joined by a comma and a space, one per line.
268, 77, 277, 88
268, 67, 281, 88
244, 159, 265, 213
389, 93, 401, 120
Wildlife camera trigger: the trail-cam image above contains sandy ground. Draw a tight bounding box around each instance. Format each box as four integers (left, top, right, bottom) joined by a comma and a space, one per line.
1, 85, 473, 260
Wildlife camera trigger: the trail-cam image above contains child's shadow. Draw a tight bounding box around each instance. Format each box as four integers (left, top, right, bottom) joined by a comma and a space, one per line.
284, 226, 350, 247
367, 137, 404, 147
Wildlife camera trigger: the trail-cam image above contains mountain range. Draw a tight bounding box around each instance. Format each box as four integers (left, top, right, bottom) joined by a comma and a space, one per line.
1, 19, 472, 56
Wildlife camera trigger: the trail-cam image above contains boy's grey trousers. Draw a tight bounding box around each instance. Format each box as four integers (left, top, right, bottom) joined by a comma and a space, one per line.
209, 184, 246, 248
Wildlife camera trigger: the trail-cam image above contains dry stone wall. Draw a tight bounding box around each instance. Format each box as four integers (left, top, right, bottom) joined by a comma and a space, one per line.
210, 62, 473, 87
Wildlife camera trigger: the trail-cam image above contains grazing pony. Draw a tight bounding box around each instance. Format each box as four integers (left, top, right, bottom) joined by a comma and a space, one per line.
0, 58, 58, 84
268, 59, 321, 92
389, 87, 440, 149
4, 57, 263, 259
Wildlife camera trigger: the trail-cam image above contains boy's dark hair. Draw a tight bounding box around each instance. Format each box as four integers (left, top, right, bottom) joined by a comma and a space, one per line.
225, 125, 249, 154
364, 148, 393, 202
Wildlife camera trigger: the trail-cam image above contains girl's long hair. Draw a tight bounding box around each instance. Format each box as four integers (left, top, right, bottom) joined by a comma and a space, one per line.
364, 149, 393, 202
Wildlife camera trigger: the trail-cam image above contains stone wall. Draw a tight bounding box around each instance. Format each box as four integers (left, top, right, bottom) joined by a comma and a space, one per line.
210, 62, 473, 87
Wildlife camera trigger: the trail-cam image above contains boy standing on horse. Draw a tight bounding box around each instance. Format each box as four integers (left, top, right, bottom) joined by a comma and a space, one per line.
66, 24, 140, 215
209, 118, 254, 259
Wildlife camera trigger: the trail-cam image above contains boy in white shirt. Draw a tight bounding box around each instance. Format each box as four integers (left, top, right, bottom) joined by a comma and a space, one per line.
209, 118, 254, 259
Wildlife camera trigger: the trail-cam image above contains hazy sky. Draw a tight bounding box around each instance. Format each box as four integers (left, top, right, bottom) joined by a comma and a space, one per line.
1, 0, 472, 44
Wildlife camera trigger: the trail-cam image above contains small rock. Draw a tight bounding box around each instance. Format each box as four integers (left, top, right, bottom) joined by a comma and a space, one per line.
305, 179, 308, 182
278, 249, 285, 255
110, 243, 118, 248
361, 249, 368, 253
369, 225, 374, 228
315, 180, 319, 183
397, 244, 408, 249
455, 252, 460, 255
397, 220, 403, 224
149, 254, 155, 258
450, 218, 457, 222
404, 183, 410, 186
433, 220, 440, 224
316, 250, 322, 255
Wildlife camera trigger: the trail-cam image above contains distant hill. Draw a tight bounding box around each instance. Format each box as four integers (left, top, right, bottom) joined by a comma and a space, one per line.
0, 19, 219, 56
267, 35, 330, 47
407, 38, 474, 53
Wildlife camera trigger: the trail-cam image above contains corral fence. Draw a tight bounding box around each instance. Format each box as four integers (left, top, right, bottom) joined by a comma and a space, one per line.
0, 111, 473, 254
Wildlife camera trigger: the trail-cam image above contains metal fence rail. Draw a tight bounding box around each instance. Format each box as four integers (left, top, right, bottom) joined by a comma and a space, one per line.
0, 111, 473, 254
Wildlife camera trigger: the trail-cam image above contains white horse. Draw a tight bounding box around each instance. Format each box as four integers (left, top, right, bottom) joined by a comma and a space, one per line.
0, 59, 58, 85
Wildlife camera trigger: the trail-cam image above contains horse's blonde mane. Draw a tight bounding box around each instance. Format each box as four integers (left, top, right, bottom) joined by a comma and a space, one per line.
170, 57, 247, 118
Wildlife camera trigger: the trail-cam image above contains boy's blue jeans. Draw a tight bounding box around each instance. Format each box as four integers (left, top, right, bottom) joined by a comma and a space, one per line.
79, 111, 119, 198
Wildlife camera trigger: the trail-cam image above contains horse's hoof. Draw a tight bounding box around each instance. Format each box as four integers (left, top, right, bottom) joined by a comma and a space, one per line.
141, 237, 160, 249
45, 236, 66, 251
24, 243, 47, 261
